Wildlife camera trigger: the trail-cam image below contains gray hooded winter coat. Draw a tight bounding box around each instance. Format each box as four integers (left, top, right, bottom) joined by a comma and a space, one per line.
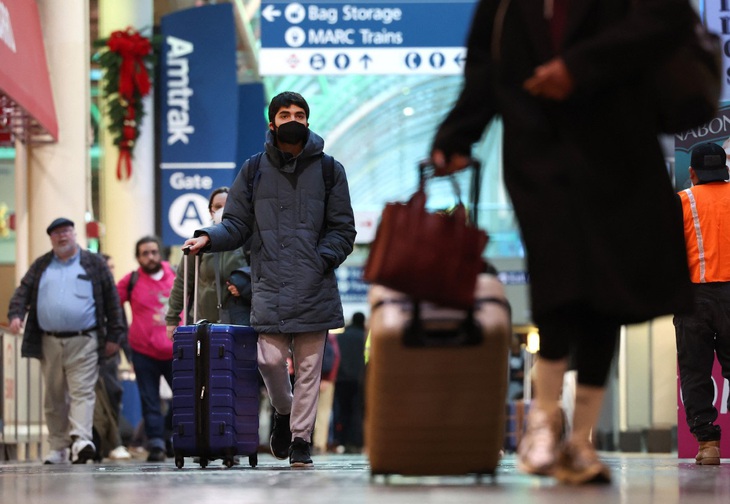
196, 129, 356, 334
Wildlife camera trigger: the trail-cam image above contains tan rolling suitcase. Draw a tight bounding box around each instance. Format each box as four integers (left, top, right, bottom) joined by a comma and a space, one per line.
366, 273, 511, 478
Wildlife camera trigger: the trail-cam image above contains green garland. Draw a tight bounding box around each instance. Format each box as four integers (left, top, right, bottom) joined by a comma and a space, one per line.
93, 28, 161, 179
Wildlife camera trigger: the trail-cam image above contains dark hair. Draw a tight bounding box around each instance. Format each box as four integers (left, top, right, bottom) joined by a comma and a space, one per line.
268, 92, 309, 123
135, 235, 162, 257
351, 312, 365, 327
208, 186, 230, 211
101, 253, 112, 261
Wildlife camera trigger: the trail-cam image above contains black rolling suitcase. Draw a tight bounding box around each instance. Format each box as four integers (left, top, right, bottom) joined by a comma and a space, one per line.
171, 250, 259, 468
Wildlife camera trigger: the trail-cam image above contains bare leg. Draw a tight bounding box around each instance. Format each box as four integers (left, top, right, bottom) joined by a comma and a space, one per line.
517, 357, 568, 475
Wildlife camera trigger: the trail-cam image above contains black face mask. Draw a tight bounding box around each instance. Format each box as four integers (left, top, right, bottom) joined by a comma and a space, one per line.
275, 121, 309, 145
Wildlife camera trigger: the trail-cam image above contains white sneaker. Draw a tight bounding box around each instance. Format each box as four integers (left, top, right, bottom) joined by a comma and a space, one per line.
43, 448, 70, 465
71, 439, 96, 464
517, 407, 561, 476
108, 445, 132, 460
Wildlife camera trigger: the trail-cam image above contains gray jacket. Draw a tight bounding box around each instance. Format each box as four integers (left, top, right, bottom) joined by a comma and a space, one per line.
196, 130, 356, 334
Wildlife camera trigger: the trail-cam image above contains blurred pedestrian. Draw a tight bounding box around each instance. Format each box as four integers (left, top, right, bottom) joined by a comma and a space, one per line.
7, 218, 125, 464
166, 187, 251, 336
431, 0, 694, 484
675, 142, 730, 465
93, 254, 132, 460
313, 331, 340, 454
333, 312, 366, 452
117, 236, 175, 462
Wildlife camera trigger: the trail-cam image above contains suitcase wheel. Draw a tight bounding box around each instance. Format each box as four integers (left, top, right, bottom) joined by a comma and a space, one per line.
175, 455, 184, 469
199, 458, 208, 469
248, 454, 257, 468
223, 458, 234, 469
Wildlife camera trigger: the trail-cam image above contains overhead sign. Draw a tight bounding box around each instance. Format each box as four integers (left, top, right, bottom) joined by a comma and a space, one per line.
259, 0, 478, 75
160, 4, 239, 245
674, 101, 730, 190
705, 0, 730, 101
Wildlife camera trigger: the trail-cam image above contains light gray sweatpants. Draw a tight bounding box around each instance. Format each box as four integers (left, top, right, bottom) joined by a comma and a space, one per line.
40, 332, 99, 450
258, 331, 327, 443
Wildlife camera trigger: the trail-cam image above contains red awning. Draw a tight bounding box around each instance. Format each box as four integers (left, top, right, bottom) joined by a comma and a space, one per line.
0, 0, 58, 144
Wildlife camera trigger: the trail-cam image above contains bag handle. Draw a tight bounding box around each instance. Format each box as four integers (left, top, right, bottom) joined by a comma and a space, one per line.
417, 158, 482, 227
212, 253, 224, 323
371, 296, 510, 348
403, 302, 483, 348
182, 247, 200, 326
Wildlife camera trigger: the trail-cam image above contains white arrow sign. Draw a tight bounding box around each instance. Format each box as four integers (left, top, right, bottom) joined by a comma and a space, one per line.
262, 4, 281, 23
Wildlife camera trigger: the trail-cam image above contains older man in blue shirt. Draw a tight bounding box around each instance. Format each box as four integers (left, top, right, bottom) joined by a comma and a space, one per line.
8, 218, 126, 464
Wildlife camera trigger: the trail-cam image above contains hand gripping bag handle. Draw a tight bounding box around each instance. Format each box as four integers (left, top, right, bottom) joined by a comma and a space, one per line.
417, 158, 482, 227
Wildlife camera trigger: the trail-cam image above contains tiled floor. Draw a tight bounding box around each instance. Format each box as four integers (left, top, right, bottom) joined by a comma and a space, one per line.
1, 453, 729, 504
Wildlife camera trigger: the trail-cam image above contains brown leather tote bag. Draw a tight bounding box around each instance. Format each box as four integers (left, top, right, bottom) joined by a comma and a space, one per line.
363, 160, 488, 309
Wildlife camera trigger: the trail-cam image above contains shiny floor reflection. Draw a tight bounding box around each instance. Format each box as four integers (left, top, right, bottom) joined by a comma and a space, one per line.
1, 453, 729, 504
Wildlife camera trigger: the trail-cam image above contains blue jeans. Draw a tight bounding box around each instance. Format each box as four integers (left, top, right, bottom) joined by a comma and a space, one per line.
131, 350, 173, 451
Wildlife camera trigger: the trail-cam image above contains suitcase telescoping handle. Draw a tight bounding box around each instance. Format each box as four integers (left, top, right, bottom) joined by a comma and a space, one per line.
182, 247, 200, 326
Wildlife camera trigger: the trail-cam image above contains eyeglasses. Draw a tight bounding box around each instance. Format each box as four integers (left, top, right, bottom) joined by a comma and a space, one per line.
50, 227, 74, 237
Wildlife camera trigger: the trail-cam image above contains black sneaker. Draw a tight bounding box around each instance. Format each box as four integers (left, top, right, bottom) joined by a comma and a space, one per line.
289, 437, 313, 468
270, 412, 291, 460
146, 447, 166, 462
71, 439, 96, 465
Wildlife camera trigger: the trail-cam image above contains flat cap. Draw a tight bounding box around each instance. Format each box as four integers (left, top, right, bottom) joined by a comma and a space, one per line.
46, 217, 74, 235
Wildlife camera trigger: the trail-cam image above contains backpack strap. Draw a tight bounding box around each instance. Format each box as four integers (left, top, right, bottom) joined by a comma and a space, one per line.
247, 151, 336, 237
321, 153, 335, 218
318, 153, 336, 239
246, 152, 265, 203
247, 152, 335, 204
127, 270, 139, 301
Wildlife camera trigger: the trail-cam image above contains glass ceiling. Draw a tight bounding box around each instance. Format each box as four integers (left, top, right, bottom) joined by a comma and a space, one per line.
265, 74, 524, 258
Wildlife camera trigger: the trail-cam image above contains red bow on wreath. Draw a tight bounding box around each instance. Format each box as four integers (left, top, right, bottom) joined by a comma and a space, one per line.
107, 28, 152, 180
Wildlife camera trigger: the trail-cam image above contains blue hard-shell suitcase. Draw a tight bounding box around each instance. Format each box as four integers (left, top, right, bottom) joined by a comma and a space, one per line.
171, 251, 259, 469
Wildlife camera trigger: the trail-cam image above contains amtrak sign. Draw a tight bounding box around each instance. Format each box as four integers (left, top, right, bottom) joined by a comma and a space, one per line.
259, 0, 478, 75
160, 4, 239, 245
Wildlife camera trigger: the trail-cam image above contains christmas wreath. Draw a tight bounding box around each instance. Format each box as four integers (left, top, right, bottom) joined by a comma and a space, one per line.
93, 28, 159, 180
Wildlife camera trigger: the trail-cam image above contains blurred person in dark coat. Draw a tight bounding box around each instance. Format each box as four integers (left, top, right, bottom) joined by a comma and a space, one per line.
334, 312, 366, 452
431, 0, 695, 484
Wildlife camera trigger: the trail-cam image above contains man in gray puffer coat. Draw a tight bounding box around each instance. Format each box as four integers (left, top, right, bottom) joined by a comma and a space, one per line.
184, 92, 356, 468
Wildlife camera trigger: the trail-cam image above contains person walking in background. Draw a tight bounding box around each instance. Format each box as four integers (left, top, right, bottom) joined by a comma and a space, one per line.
92, 254, 132, 461
166, 187, 252, 336
431, 0, 694, 484
675, 142, 730, 466
508, 335, 526, 401
313, 331, 340, 454
333, 312, 366, 453
7, 217, 126, 464
117, 236, 175, 462
183, 91, 356, 468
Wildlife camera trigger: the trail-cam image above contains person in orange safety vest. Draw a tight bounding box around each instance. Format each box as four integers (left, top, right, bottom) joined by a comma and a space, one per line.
676, 141, 730, 466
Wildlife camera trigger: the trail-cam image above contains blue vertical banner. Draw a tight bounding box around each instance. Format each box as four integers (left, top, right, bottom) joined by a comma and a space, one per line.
160, 4, 239, 245
236, 83, 268, 171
